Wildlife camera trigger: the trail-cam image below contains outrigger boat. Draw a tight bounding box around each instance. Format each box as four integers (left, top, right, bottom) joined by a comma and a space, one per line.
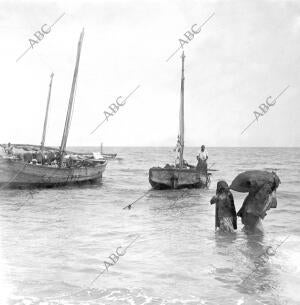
0, 29, 107, 187
149, 52, 211, 189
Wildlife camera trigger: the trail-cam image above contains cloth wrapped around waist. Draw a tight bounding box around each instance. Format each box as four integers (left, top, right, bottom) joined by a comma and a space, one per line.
211, 192, 237, 229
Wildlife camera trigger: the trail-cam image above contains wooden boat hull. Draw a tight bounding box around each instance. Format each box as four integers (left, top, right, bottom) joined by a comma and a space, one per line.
102, 153, 117, 160
0, 158, 107, 188
149, 167, 210, 189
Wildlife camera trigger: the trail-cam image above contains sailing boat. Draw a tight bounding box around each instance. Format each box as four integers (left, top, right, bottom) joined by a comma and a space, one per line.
0, 29, 107, 187
148, 52, 211, 189
100, 143, 117, 160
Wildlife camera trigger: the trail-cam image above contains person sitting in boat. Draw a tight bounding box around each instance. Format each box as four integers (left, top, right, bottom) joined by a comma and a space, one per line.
196, 145, 208, 173
51, 159, 58, 167
183, 159, 190, 168
43, 153, 49, 165
210, 180, 237, 233
37, 151, 43, 164
6, 142, 14, 156
237, 173, 280, 233
65, 155, 74, 168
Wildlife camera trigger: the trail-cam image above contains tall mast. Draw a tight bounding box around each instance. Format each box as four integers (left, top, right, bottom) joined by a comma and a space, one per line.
59, 28, 84, 156
41, 72, 54, 151
179, 51, 185, 168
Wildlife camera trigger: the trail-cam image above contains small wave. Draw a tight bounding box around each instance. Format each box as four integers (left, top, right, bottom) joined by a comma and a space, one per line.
10, 287, 207, 305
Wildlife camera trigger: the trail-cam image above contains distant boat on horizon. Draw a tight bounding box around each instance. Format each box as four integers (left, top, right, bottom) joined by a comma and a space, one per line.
149, 52, 211, 189
100, 143, 117, 160
0, 29, 107, 188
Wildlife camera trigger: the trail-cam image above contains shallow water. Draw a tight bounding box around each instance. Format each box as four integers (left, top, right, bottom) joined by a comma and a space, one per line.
0, 147, 299, 305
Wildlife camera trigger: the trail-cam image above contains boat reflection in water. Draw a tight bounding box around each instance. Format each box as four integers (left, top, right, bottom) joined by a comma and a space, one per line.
0, 29, 107, 188
149, 52, 211, 189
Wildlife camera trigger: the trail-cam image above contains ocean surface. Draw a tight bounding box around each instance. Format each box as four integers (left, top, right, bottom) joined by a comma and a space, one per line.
0, 147, 299, 305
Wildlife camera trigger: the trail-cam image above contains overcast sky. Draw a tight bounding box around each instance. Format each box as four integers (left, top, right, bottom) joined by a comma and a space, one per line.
0, 0, 299, 147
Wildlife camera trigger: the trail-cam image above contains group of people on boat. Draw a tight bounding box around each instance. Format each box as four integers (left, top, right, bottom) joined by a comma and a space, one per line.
2, 143, 88, 168
210, 171, 280, 233
2, 143, 60, 166
1, 143, 104, 170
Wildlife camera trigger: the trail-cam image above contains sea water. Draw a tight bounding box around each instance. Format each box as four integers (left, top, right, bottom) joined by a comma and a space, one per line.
0, 147, 299, 305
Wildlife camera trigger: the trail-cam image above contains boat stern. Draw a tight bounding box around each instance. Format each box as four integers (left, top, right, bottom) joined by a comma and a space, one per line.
149, 167, 208, 189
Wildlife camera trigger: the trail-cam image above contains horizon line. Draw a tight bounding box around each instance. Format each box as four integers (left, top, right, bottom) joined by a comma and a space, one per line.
2, 143, 300, 148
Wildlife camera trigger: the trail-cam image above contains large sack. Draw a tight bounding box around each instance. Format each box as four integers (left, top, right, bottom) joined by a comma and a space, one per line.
230, 170, 280, 193
23, 152, 33, 163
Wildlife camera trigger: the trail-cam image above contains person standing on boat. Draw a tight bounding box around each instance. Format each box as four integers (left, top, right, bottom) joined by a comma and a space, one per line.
196, 145, 208, 172
210, 180, 237, 233
198, 145, 208, 162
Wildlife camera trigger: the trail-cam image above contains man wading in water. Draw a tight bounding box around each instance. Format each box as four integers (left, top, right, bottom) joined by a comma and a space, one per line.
237, 173, 280, 233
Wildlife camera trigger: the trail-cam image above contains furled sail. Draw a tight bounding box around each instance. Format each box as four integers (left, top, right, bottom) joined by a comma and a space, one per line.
179, 51, 185, 168
41, 73, 54, 151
